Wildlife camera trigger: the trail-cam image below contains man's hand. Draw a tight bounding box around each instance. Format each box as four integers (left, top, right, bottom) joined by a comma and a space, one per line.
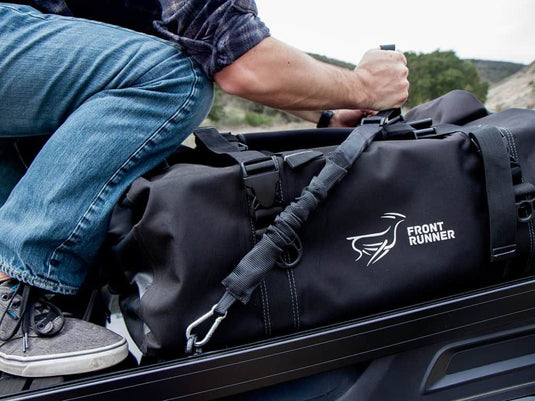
329, 109, 376, 127
354, 49, 409, 111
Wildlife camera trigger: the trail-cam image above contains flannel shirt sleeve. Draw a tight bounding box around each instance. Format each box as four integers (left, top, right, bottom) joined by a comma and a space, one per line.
154, 0, 270, 79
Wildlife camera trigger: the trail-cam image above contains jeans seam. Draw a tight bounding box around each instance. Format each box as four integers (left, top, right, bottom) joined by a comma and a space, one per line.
0, 4, 47, 20
0, 261, 78, 293
48, 57, 202, 280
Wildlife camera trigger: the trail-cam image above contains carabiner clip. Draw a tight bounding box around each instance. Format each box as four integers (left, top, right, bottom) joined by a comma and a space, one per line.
185, 304, 227, 352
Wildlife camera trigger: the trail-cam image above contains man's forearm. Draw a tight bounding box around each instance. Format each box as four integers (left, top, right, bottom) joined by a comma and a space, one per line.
214, 37, 409, 112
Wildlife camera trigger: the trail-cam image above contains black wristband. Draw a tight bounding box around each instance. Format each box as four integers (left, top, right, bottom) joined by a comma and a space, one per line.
316, 110, 334, 128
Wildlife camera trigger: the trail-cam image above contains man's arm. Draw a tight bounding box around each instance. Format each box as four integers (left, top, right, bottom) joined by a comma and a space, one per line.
214, 37, 409, 112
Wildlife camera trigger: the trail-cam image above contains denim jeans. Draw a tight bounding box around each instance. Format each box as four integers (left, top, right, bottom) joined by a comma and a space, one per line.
0, 3, 214, 294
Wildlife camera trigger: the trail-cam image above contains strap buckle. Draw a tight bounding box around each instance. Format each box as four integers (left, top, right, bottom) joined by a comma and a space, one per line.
241, 156, 280, 209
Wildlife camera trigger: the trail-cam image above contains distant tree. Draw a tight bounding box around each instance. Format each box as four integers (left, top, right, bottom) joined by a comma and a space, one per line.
404, 50, 489, 109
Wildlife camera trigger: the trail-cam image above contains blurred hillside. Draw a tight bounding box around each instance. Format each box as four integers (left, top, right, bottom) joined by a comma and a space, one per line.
469, 60, 525, 84
485, 61, 535, 111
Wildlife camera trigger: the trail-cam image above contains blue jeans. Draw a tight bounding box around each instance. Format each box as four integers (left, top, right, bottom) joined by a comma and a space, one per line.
0, 3, 214, 294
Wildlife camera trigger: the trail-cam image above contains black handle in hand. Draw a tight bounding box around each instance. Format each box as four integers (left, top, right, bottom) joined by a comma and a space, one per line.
380, 44, 396, 51
377, 44, 401, 121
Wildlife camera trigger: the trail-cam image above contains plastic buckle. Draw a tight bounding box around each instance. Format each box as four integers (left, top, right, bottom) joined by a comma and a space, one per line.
241, 156, 280, 209
414, 127, 437, 139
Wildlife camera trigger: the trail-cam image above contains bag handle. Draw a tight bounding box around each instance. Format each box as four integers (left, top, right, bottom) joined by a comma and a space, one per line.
185, 115, 392, 353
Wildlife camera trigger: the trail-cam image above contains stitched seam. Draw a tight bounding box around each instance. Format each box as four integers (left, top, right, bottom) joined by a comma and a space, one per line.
285, 268, 296, 329
286, 268, 297, 330
259, 280, 266, 336
48, 57, 201, 272
0, 262, 77, 293
265, 281, 272, 336
289, 268, 300, 329
262, 280, 272, 336
0, 4, 48, 20
259, 280, 268, 337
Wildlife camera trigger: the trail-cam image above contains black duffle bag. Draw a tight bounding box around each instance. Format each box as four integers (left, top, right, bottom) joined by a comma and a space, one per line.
105, 90, 535, 359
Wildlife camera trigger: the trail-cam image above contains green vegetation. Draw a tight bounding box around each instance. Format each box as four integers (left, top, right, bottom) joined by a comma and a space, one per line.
205, 85, 300, 128
404, 51, 489, 109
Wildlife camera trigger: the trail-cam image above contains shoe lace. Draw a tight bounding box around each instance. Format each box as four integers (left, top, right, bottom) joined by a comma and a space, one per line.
4, 282, 65, 352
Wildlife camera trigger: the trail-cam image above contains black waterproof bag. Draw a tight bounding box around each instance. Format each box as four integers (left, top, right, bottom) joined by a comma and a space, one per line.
106, 90, 535, 359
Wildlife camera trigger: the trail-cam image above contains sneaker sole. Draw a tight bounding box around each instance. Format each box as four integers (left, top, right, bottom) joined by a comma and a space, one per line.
0, 338, 129, 377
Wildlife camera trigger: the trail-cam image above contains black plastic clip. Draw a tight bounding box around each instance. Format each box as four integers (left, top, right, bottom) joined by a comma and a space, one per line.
414, 127, 437, 139
408, 118, 433, 131
241, 156, 280, 208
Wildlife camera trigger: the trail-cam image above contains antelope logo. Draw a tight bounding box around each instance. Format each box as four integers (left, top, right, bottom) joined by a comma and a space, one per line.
346, 213, 406, 266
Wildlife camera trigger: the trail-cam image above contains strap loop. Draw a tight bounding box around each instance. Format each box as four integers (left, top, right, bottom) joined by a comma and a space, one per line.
470, 126, 518, 262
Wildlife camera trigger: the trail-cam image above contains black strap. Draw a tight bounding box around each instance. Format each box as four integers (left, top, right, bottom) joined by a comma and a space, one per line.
470, 126, 517, 261
217, 122, 384, 310
194, 127, 267, 165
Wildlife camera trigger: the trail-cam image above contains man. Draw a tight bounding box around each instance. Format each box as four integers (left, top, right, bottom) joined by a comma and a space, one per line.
0, 0, 408, 377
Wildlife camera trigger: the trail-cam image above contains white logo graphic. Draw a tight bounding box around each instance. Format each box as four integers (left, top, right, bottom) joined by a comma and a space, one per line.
346, 213, 406, 266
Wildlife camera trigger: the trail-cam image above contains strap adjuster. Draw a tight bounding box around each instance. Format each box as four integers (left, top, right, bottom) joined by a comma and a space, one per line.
361, 116, 386, 127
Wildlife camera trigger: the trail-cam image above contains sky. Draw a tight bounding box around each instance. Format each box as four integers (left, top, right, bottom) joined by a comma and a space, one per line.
254, 0, 535, 65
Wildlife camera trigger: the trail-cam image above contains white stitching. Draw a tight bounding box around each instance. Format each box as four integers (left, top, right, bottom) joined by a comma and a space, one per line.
286, 269, 297, 329
259, 281, 269, 337
289, 268, 300, 329
262, 280, 272, 336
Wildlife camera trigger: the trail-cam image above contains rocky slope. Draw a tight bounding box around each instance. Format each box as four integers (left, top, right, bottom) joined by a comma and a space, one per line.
485, 61, 535, 111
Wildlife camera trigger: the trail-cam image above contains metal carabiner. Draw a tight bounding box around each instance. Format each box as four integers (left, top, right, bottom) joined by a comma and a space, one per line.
185, 304, 227, 350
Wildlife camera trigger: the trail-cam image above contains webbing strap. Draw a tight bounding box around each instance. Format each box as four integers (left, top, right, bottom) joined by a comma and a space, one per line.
470, 126, 517, 261
216, 123, 384, 313
194, 127, 267, 165
187, 123, 383, 352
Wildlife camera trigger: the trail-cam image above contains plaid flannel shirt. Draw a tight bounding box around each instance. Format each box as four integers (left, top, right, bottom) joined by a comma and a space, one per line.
14, 0, 270, 79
